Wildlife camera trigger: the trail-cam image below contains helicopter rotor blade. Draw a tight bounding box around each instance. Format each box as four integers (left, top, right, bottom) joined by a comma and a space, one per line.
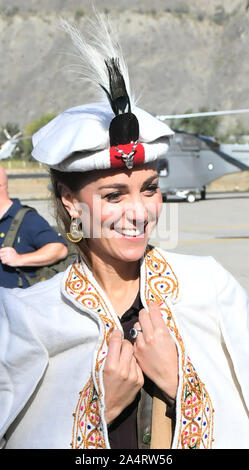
157, 109, 249, 121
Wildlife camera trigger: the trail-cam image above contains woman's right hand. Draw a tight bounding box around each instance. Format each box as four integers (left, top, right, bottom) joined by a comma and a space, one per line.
103, 329, 144, 426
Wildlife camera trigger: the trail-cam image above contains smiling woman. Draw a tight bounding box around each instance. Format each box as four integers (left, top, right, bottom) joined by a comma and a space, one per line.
0, 10, 249, 451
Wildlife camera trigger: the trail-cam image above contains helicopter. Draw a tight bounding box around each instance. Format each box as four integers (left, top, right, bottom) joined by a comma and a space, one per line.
0, 129, 23, 160
156, 108, 249, 202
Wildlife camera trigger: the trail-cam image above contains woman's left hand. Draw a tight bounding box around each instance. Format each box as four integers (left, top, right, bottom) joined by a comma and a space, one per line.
133, 303, 178, 400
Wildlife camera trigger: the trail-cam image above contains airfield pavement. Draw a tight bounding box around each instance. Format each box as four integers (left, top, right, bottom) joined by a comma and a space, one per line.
23, 192, 249, 295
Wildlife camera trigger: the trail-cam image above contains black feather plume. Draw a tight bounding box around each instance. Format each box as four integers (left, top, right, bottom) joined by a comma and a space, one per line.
100, 58, 131, 116
100, 57, 140, 147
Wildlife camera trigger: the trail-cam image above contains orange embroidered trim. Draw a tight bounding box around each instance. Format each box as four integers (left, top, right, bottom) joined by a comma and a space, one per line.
71, 377, 105, 449
144, 247, 214, 449
65, 262, 119, 449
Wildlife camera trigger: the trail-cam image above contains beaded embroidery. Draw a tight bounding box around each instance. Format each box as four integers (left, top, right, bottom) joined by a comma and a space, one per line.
66, 248, 214, 449
71, 377, 106, 448
144, 248, 214, 449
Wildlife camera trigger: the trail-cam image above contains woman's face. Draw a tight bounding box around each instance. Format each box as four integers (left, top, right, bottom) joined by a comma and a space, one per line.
63, 164, 162, 264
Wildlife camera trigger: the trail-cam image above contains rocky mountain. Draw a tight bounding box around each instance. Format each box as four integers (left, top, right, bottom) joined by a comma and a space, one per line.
1, 0, 249, 133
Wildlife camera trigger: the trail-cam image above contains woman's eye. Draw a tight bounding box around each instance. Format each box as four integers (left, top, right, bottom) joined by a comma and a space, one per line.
104, 191, 122, 202
145, 184, 159, 193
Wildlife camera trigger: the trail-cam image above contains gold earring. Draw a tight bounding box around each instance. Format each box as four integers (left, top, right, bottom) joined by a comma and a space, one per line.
66, 217, 83, 243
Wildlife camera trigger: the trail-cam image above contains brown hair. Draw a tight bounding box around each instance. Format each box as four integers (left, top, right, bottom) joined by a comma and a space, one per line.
49, 168, 91, 266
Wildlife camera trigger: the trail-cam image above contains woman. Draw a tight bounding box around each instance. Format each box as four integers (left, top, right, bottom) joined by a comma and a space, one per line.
0, 13, 249, 450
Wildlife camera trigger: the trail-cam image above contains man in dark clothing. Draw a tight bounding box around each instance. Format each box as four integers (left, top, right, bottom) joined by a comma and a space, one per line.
0, 165, 68, 288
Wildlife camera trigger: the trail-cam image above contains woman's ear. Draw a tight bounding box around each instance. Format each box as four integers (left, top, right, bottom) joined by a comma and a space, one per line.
59, 183, 79, 218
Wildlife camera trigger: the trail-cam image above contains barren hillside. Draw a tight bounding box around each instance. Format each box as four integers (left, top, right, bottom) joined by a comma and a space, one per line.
1, 0, 249, 132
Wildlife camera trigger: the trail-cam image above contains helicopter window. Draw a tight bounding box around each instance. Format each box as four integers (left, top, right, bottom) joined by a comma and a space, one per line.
181, 135, 201, 150
170, 135, 181, 150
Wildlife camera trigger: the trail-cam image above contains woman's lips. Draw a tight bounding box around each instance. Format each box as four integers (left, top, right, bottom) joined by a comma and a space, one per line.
112, 225, 147, 239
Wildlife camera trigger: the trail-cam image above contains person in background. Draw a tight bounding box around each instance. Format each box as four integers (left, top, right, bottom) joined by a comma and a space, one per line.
0, 165, 68, 287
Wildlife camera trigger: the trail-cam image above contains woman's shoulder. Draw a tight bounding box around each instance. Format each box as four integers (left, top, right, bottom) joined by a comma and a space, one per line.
0, 271, 76, 342
151, 245, 248, 302
0, 271, 65, 307
148, 245, 216, 274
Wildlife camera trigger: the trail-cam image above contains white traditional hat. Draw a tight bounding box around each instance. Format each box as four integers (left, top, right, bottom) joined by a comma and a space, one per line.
31, 14, 174, 172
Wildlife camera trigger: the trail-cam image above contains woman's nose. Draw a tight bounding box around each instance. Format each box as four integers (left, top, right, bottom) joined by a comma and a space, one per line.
124, 200, 148, 225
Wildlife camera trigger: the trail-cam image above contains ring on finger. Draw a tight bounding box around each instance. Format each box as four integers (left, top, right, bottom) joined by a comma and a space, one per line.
129, 327, 143, 340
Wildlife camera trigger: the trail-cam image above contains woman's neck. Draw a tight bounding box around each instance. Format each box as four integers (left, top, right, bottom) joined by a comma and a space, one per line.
90, 250, 140, 317
91, 250, 140, 291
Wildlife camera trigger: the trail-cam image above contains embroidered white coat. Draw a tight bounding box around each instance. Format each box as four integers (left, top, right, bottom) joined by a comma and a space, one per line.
0, 247, 249, 449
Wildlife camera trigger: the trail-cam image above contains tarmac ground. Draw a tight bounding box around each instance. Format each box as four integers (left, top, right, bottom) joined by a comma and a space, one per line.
155, 193, 249, 294
23, 192, 249, 295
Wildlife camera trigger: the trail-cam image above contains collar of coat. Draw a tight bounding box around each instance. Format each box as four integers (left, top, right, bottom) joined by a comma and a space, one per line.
61, 245, 214, 449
